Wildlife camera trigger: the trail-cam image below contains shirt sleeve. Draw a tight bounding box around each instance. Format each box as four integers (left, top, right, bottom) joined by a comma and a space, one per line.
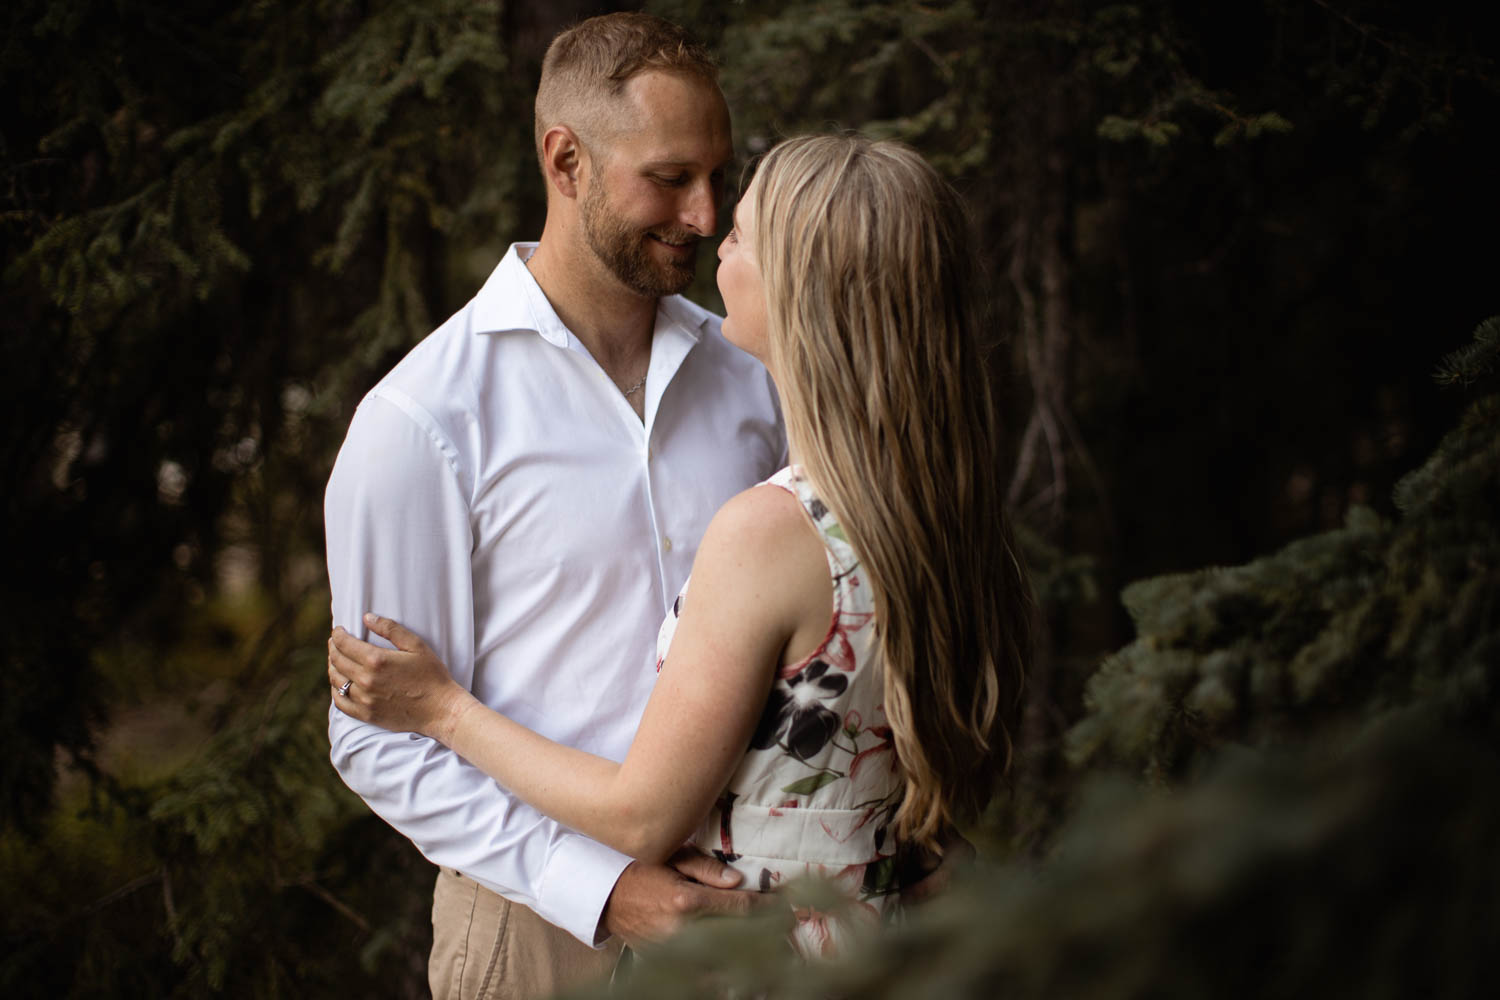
324, 393, 632, 946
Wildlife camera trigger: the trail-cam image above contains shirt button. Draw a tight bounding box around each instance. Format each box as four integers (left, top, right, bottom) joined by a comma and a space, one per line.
662, 536, 673, 553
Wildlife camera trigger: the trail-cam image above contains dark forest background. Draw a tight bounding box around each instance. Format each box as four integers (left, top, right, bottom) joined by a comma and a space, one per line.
2, 1, 1497, 996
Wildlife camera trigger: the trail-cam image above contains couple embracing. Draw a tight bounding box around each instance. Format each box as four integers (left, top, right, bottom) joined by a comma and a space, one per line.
324, 12, 1031, 999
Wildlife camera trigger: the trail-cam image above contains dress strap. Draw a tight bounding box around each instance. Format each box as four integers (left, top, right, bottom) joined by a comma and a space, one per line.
763, 466, 859, 577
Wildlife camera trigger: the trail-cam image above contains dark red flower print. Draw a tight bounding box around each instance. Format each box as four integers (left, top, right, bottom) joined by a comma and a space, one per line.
781, 606, 874, 680
848, 724, 896, 779
819, 806, 877, 845
711, 791, 741, 863
752, 659, 849, 760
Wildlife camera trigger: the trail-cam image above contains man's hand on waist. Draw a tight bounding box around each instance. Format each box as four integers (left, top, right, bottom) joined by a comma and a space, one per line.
598, 846, 753, 948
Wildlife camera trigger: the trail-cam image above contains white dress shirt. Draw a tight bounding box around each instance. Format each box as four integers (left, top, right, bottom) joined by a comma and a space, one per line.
325, 243, 785, 945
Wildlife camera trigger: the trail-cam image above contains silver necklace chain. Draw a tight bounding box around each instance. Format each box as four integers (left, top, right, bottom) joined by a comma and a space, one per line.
621, 373, 647, 397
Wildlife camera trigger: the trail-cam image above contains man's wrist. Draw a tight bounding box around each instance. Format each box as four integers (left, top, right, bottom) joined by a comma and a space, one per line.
594, 860, 636, 945
534, 833, 633, 947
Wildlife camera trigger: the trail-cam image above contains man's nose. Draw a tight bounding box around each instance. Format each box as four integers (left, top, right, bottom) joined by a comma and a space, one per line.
681, 179, 718, 237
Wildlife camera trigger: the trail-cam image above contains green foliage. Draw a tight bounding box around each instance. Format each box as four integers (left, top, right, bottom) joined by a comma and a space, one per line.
578, 714, 1500, 999
1068, 320, 1500, 782
142, 653, 427, 996
4, 0, 525, 993
4, 0, 1497, 995
566, 320, 1500, 997
2, 0, 524, 828
1097, 113, 1183, 146
1, 608, 435, 997
1086, 5, 1291, 150
1433, 315, 1500, 388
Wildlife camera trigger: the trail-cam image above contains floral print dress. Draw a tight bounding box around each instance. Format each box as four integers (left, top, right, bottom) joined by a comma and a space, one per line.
654, 466, 903, 957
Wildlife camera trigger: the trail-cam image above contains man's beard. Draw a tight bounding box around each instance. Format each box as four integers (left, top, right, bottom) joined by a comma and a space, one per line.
580, 178, 698, 298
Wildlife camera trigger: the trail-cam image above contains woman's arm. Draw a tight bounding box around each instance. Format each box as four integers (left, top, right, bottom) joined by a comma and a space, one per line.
328, 482, 832, 864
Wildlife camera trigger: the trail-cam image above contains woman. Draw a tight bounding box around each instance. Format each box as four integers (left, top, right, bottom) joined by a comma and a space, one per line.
328, 134, 1032, 955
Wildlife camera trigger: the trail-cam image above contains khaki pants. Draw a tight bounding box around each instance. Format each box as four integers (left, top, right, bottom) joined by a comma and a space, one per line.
429, 867, 622, 1000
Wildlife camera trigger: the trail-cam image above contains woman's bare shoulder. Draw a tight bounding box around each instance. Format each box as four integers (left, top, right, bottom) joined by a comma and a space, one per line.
699, 481, 820, 559
689, 482, 831, 638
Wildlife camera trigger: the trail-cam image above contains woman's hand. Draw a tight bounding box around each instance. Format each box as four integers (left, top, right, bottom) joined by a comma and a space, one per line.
327, 613, 477, 745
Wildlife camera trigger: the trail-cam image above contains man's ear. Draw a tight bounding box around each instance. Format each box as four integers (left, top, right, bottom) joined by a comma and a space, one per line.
541, 125, 585, 200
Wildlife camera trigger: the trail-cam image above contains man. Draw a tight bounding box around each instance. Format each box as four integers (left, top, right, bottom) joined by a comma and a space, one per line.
324, 13, 785, 999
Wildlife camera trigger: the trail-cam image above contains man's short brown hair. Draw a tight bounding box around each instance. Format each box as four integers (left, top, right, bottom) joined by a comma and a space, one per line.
534, 12, 718, 166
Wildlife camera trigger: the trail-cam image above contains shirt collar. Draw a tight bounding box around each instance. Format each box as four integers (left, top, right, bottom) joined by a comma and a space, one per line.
470, 243, 710, 349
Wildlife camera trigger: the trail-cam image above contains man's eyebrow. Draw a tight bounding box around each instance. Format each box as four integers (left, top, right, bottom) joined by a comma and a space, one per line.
640, 158, 730, 172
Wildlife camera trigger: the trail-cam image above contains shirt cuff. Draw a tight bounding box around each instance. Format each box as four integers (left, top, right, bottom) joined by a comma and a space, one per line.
533, 834, 634, 947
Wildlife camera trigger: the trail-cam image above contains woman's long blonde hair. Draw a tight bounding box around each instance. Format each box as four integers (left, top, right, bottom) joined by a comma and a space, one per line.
753, 134, 1032, 849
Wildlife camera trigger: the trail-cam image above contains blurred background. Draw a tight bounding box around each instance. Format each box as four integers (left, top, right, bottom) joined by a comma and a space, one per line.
3, 1, 1497, 996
